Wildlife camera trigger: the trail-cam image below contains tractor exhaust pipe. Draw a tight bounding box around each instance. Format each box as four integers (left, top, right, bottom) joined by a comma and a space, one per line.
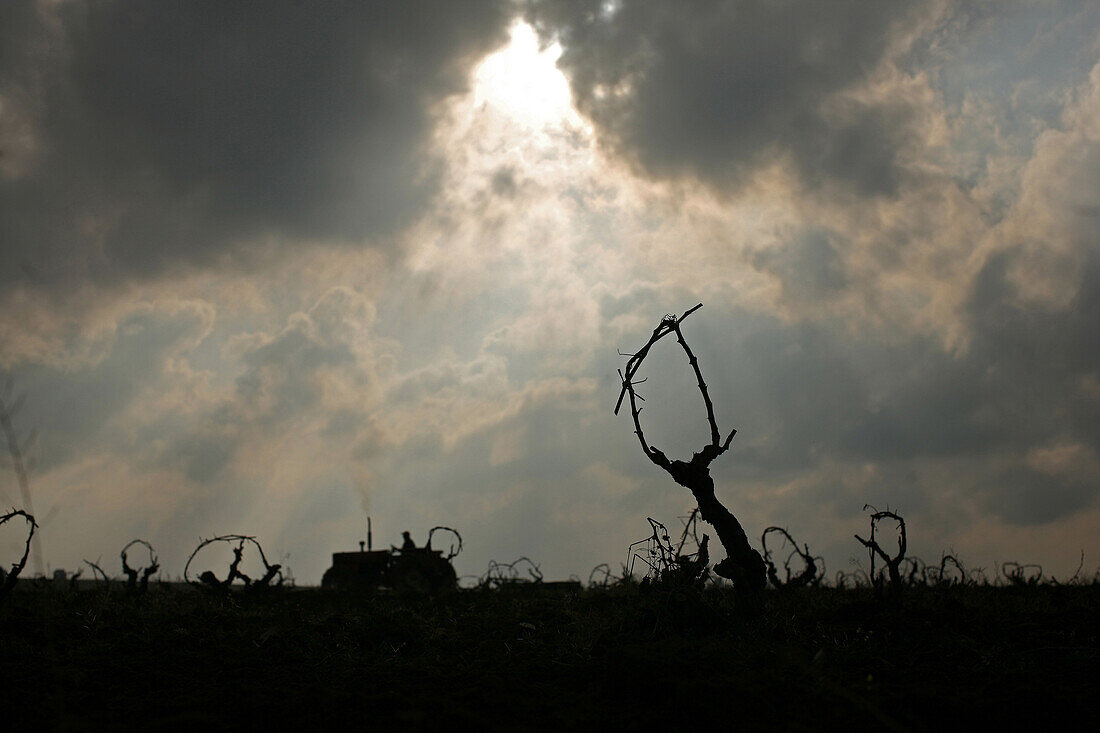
368, 516, 372, 551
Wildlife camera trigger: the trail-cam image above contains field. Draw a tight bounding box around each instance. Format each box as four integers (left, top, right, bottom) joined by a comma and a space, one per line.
2, 581, 1097, 730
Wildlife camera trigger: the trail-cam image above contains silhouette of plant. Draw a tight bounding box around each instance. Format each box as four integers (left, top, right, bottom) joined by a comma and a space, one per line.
120, 539, 159, 595
184, 534, 283, 593
0, 508, 36, 601
1053, 551, 1086, 586
615, 304, 766, 593
426, 526, 463, 560
966, 566, 990, 585
936, 554, 966, 586
587, 562, 614, 587
480, 557, 543, 588
674, 507, 704, 555
65, 567, 83, 591
1001, 561, 1043, 586
834, 566, 873, 589
854, 505, 906, 598
900, 556, 926, 585
83, 557, 111, 592
0, 379, 43, 576
761, 526, 822, 588
626, 516, 710, 588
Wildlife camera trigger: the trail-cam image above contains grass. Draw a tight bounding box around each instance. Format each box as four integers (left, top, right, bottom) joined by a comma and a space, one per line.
1, 581, 1097, 729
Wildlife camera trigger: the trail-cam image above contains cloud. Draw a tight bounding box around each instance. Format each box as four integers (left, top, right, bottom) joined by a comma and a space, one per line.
0, 0, 510, 288
981, 59, 1100, 310
527, 0, 942, 194
9, 299, 216, 468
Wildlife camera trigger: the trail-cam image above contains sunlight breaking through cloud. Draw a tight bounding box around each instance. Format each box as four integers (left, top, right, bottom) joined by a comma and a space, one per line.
471, 21, 579, 129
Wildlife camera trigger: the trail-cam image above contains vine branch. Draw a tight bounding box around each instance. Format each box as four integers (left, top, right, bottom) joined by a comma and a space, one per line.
0, 508, 37, 600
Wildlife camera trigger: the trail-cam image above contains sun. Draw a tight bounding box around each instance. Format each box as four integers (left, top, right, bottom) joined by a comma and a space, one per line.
471, 21, 575, 127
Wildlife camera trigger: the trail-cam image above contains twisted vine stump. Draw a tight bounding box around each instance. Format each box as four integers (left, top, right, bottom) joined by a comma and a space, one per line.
855, 505, 907, 599
615, 304, 766, 593
0, 509, 37, 601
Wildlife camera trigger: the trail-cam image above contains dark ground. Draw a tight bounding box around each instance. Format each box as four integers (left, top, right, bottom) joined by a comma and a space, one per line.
1, 582, 1097, 730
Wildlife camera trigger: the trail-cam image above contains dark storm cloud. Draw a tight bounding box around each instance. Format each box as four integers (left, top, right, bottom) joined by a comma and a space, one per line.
527, 0, 928, 193
966, 249, 1100, 452
985, 463, 1096, 527
0, 0, 510, 286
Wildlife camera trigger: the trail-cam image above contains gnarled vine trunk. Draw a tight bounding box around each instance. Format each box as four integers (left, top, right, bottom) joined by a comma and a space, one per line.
616, 305, 766, 593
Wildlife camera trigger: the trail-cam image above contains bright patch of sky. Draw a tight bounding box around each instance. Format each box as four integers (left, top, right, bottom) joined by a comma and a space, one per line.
471, 21, 579, 129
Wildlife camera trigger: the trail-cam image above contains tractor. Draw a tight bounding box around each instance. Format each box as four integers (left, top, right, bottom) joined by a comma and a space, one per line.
321, 522, 460, 593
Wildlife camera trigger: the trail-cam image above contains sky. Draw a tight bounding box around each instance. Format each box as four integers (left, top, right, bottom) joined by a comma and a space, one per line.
1, 0, 1098, 585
